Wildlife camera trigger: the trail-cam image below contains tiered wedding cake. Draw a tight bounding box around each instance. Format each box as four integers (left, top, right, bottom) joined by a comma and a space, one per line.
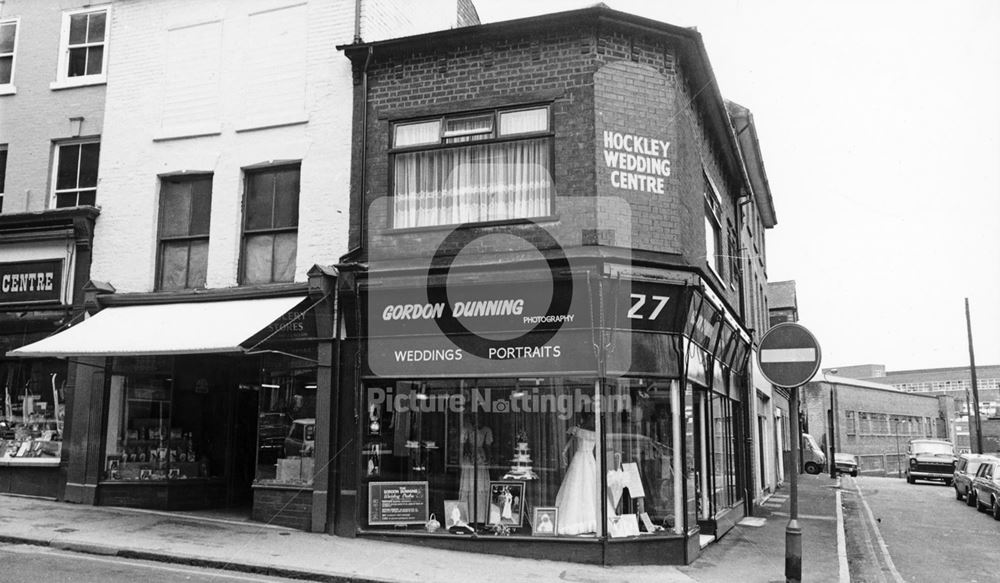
504, 440, 538, 480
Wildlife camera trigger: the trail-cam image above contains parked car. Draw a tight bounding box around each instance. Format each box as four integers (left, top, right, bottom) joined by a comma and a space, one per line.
954, 453, 999, 501
802, 433, 827, 475
834, 453, 859, 477
283, 418, 315, 457
970, 459, 1000, 520
904, 439, 955, 485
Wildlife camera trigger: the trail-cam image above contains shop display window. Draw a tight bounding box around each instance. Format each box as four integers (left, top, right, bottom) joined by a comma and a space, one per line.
604, 378, 682, 536
0, 360, 65, 463
709, 391, 743, 513
361, 377, 682, 538
254, 363, 317, 485
103, 356, 223, 482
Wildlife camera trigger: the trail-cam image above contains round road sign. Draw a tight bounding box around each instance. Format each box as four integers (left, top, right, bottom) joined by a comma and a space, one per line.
757, 322, 822, 388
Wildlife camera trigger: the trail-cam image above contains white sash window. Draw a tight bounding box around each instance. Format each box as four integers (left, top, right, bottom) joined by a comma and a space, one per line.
391, 106, 553, 228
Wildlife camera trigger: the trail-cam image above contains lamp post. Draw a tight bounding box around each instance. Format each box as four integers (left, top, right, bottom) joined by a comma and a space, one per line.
827, 371, 838, 480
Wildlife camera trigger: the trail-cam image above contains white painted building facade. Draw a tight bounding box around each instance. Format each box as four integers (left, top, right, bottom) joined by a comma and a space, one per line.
93, 0, 475, 291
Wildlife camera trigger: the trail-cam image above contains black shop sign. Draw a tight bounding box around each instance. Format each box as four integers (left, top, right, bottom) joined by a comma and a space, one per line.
0, 260, 63, 305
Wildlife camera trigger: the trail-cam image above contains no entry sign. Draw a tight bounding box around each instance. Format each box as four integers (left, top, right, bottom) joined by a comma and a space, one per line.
757, 323, 822, 388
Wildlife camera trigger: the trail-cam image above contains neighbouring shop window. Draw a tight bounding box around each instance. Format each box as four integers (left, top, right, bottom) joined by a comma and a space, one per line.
0, 360, 65, 462
103, 357, 223, 482
1, 19, 17, 86
254, 359, 317, 485
241, 164, 299, 284
684, 384, 705, 526
709, 392, 742, 513
53, 141, 99, 208
157, 175, 212, 290
57, 7, 109, 82
390, 105, 553, 228
362, 378, 607, 537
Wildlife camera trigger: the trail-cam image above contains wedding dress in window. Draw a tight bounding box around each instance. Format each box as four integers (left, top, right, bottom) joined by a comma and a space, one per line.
459, 423, 492, 522
554, 426, 600, 535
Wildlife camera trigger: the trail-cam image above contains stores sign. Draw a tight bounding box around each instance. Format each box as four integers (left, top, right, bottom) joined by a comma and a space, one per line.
0, 260, 63, 305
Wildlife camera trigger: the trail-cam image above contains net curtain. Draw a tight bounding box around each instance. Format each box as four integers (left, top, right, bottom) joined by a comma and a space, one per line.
393, 138, 552, 228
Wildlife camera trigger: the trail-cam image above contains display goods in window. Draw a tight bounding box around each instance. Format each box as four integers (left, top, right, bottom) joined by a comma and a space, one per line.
360, 378, 681, 538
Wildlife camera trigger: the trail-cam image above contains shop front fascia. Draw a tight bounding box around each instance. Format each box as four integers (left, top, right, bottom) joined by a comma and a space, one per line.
7, 266, 338, 532
337, 259, 751, 565
0, 207, 99, 499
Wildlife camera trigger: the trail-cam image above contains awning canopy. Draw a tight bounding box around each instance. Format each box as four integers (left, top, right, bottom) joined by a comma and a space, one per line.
7, 296, 306, 358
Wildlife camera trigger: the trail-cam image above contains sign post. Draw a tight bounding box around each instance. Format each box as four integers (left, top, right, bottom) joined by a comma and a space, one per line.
757, 323, 822, 583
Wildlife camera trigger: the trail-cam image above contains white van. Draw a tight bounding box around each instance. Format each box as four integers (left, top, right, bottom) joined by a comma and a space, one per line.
801, 433, 827, 474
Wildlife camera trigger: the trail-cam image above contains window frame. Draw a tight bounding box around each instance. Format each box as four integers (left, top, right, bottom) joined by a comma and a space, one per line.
52, 5, 110, 89
239, 163, 301, 285
388, 104, 556, 229
155, 174, 214, 291
844, 410, 856, 436
0, 18, 19, 93
0, 144, 7, 213
703, 171, 725, 280
51, 138, 100, 208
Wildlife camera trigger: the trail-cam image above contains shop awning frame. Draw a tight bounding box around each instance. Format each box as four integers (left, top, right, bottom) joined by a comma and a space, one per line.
6, 296, 308, 358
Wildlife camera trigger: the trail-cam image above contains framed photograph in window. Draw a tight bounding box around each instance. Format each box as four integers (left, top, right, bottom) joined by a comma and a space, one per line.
487, 480, 524, 528
532, 506, 558, 536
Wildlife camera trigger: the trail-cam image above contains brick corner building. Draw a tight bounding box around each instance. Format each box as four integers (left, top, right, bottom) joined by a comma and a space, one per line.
335, 5, 779, 565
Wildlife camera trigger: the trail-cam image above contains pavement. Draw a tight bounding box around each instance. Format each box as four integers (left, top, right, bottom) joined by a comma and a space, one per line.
0, 474, 846, 583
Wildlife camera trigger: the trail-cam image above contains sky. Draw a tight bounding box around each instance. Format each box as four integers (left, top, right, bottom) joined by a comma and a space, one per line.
474, 0, 1000, 372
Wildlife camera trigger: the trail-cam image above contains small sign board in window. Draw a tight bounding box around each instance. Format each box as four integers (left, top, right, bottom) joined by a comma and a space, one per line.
368, 481, 429, 526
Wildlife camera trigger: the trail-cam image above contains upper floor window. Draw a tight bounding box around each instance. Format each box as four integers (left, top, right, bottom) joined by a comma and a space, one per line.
727, 227, 738, 288
157, 175, 212, 290
1, 19, 18, 89
704, 172, 724, 278
391, 105, 553, 228
0, 145, 7, 212
241, 165, 299, 284
55, 7, 109, 87
53, 140, 100, 208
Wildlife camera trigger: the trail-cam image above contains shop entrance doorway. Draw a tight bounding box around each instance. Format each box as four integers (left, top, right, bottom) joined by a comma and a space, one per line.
229, 385, 259, 509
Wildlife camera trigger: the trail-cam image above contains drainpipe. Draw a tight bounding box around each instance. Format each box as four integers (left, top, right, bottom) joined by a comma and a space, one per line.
346, 46, 373, 258
354, 0, 362, 43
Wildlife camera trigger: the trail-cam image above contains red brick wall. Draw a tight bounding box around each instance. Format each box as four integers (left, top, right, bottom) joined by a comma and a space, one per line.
348, 20, 744, 309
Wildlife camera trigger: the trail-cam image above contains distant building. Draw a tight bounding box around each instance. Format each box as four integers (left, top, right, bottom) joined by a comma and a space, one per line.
801, 373, 953, 476
824, 364, 885, 379
870, 365, 1000, 407
766, 280, 798, 326
830, 364, 1000, 451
